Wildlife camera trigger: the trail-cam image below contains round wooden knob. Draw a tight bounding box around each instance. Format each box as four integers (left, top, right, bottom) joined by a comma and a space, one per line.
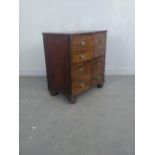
97, 62, 101, 65
98, 39, 102, 43
96, 76, 101, 80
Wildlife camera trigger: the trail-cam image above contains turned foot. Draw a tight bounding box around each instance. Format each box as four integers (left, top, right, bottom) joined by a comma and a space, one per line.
68, 96, 77, 104
50, 90, 59, 96
97, 83, 104, 88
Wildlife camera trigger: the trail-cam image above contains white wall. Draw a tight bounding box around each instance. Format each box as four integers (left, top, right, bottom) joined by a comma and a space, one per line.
20, 0, 134, 75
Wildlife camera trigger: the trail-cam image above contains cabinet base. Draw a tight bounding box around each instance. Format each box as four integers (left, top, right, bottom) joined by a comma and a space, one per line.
68, 96, 77, 104
97, 83, 104, 88
49, 90, 59, 96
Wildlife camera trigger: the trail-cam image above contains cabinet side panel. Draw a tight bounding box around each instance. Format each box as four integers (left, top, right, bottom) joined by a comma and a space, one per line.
103, 31, 107, 82
43, 34, 71, 96
43, 35, 51, 90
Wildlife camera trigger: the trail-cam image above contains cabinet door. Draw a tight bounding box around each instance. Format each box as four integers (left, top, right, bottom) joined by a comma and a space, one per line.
94, 32, 106, 58
91, 57, 104, 78
91, 56, 104, 86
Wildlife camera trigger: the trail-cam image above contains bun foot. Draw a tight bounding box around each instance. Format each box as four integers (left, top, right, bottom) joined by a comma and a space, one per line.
50, 90, 59, 96
68, 96, 77, 104
97, 83, 103, 88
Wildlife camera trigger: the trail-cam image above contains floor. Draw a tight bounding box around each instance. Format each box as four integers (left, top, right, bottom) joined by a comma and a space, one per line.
19, 76, 135, 155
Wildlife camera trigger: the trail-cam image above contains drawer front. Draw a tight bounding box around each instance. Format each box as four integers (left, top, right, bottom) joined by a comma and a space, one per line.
72, 50, 93, 63
72, 80, 90, 96
71, 34, 94, 64
72, 62, 91, 81
71, 34, 94, 51
91, 57, 104, 77
94, 33, 106, 58
91, 73, 103, 86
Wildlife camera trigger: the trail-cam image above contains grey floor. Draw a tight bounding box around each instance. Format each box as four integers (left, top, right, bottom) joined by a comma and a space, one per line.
19, 76, 135, 155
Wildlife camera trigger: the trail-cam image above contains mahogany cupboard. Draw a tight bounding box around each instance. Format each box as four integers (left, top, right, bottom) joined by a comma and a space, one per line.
43, 31, 107, 103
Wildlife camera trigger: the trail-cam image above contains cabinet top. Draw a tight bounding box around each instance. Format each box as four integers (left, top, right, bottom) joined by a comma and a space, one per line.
43, 30, 107, 35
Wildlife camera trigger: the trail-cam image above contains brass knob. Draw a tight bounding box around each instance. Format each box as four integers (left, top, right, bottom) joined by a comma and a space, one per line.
79, 83, 85, 88
81, 41, 85, 46
79, 68, 84, 72
80, 55, 86, 60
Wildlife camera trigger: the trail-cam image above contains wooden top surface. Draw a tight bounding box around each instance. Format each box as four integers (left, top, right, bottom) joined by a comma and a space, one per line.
43, 30, 107, 35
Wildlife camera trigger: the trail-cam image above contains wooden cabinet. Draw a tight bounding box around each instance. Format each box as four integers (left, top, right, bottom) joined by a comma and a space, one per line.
43, 31, 107, 103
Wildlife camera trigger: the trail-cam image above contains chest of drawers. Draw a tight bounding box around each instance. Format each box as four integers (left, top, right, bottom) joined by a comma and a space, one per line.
43, 31, 107, 103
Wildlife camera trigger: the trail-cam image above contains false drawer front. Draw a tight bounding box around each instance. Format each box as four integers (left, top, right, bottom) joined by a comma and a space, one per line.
72, 80, 90, 96
94, 33, 106, 58
72, 62, 91, 81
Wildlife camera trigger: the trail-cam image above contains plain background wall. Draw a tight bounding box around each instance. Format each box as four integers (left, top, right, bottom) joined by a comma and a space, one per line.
20, 0, 134, 75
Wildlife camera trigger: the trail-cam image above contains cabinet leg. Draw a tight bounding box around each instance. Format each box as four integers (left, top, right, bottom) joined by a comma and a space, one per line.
97, 83, 104, 88
68, 96, 77, 104
50, 90, 59, 96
